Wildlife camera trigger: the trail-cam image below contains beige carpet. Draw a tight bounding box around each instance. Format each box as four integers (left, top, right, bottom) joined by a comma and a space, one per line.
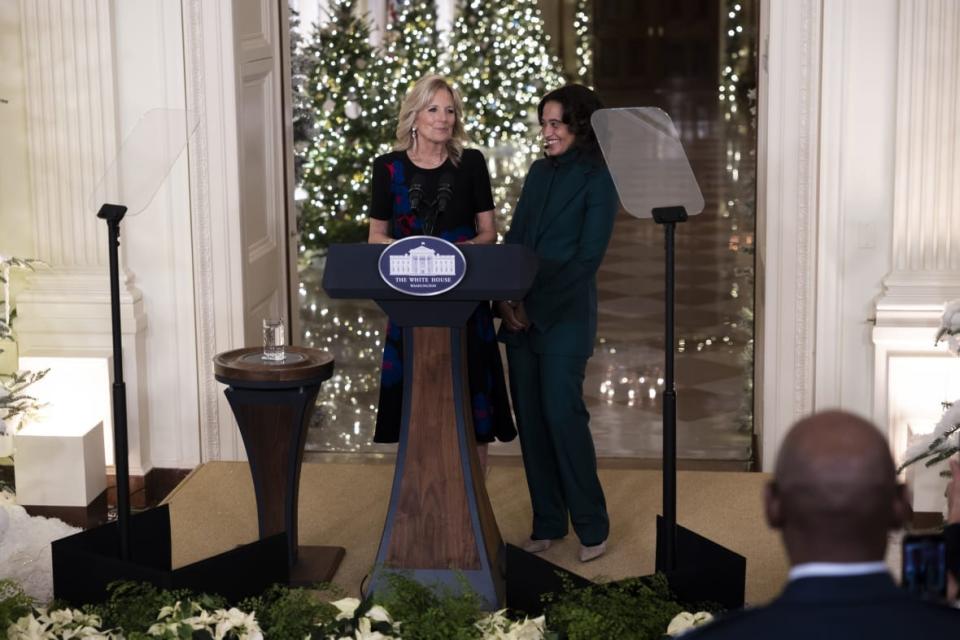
164, 461, 792, 605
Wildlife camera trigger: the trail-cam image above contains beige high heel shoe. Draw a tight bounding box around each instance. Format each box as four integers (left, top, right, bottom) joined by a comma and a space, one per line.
578, 540, 607, 562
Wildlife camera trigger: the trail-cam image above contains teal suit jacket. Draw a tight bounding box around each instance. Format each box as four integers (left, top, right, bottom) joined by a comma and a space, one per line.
498, 148, 619, 356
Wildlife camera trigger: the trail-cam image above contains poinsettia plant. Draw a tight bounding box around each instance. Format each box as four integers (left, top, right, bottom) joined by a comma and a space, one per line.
898, 300, 960, 475
0, 256, 48, 443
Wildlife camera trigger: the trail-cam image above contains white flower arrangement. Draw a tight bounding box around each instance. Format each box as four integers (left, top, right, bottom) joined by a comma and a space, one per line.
5, 598, 554, 640
145, 601, 263, 639
3, 587, 693, 639
898, 300, 960, 474
666, 610, 715, 636
322, 596, 400, 640
7, 602, 264, 640
7, 607, 121, 639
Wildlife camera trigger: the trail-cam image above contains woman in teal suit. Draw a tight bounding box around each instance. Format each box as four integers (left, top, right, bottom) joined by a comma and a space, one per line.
498, 85, 618, 562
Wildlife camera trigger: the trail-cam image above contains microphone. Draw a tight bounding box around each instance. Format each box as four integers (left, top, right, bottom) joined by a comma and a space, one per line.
408, 173, 425, 215
436, 172, 454, 215
423, 172, 453, 236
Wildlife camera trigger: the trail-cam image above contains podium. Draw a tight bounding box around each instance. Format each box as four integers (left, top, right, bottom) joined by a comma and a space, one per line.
323, 242, 537, 609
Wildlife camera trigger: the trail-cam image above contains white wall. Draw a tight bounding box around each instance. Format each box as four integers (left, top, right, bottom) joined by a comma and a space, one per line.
0, 0, 33, 261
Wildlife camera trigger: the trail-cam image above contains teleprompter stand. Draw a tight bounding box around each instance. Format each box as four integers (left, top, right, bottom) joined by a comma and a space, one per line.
52, 110, 288, 605
593, 108, 746, 609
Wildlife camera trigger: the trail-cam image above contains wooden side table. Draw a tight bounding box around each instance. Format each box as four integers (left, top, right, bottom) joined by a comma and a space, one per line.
213, 346, 342, 586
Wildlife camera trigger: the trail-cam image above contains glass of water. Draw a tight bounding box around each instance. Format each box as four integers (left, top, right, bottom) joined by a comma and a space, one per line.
262, 318, 285, 362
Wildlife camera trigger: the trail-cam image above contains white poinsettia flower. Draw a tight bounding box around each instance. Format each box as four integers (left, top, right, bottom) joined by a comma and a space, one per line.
948, 334, 960, 355
936, 300, 960, 353
212, 607, 262, 640
691, 611, 714, 626
513, 615, 547, 640
903, 400, 960, 463
7, 613, 51, 640
667, 611, 714, 636
156, 604, 177, 620
57, 625, 107, 639
942, 300, 960, 333
354, 616, 393, 640
666, 611, 696, 636
365, 604, 393, 624
211, 607, 263, 640
147, 621, 178, 635
475, 610, 546, 639
331, 597, 362, 619
46, 608, 78, 625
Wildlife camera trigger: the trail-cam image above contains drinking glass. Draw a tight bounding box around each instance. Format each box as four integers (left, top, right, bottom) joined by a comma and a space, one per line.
262, 318, 285, 362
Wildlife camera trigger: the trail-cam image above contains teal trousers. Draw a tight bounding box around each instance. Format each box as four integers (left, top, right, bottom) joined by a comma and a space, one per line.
506, 342, 609, 546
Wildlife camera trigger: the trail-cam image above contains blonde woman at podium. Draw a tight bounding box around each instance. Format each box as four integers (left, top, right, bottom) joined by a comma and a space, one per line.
367, 75, 517, 466
497, 85, 618, 563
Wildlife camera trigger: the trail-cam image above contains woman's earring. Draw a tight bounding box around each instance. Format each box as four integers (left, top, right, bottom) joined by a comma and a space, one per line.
412, 126, 418, 139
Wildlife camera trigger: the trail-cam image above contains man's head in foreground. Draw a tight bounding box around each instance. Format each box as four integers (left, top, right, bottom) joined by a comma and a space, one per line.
765, 410, 910, 565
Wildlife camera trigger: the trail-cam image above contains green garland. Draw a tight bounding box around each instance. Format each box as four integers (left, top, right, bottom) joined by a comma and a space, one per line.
2, 573, 709, 639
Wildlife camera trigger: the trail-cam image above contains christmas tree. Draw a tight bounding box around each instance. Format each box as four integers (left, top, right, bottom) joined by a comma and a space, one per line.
297, 0, 395, 257
446, 0, 566, 150
383, 0, 441, 100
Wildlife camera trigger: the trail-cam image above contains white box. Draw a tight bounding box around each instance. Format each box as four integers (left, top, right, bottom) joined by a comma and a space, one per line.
14, 420, 107, 507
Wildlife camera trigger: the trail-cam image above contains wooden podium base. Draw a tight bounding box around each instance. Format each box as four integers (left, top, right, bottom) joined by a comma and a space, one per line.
368, 326, 505, 608
290, 545, 347, 586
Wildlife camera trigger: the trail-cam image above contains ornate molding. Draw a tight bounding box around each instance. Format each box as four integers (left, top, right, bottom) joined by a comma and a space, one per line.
757, 0, 822, 469
182, 0, 222, 461
792, 0, 817, 418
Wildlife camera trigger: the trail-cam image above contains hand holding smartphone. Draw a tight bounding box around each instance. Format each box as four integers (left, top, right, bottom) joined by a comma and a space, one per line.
902, 533, 947, 600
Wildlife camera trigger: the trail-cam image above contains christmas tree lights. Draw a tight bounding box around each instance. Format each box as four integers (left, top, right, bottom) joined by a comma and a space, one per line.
383, 0, 441, 101
573, 0, 593, 86
446, 0, 566, 150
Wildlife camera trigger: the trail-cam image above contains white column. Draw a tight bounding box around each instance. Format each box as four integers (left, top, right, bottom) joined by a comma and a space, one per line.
873, 0, 960, 463
755, 0, 822, 470
14, 0, 150, 475
880, 0, 960, 305
20, 0, 114, 269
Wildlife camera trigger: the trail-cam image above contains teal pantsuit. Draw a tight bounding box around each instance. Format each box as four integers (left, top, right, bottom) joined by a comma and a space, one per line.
498, 147, 619, 546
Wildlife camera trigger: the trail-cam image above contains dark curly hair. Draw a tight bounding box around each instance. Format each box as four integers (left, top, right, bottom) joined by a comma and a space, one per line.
537, 84, 605, 162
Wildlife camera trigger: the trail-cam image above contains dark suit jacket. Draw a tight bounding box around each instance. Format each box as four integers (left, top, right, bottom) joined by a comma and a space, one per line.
685, 572, 960, 639
497, 148, 619, 356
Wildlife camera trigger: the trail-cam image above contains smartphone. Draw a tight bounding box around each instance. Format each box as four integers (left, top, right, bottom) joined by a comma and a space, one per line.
902, 533, 947, 600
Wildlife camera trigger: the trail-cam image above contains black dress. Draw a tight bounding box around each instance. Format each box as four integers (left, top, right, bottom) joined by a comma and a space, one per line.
369, 148, 517, 444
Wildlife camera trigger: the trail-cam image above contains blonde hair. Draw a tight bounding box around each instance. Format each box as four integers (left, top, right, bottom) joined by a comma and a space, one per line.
394, 75, 469, 165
